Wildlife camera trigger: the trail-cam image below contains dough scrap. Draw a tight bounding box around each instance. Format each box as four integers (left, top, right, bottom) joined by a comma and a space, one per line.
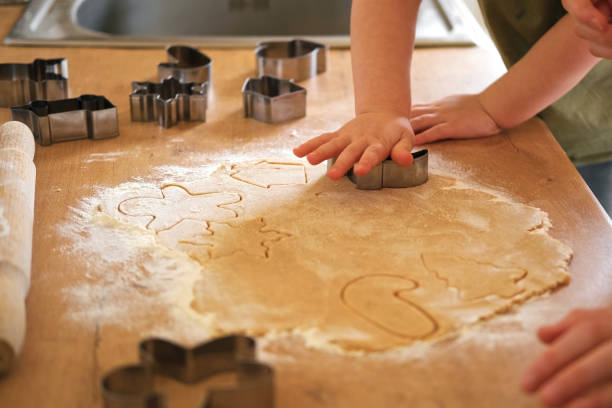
116, 162, 572, 352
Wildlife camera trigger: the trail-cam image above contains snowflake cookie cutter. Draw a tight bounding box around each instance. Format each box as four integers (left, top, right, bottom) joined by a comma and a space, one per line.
130, 77, 208, 128
242, 75, 306, 124
255, 39, 327, 82
328, 149, 429, 190
101, 335, 274, 408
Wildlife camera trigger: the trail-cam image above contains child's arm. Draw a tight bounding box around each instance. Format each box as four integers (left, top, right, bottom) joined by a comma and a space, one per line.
521, 308, 612, 407
563, 0, 612, 58
410, 14, 602, 145
293, 0, 421, 179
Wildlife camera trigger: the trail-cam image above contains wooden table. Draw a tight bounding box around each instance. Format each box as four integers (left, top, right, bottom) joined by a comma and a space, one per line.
1, 5, 611, 407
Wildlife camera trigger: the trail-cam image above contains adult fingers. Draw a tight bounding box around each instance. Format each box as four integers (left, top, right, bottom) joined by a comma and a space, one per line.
538, 340, 612, 407
568, 381, 612, 408
414, 124, 453, 145
390, 130, 415, 166
537, 309, 594, 344
523, 320, 612, 393
327, 140, 367, 180
294, 132, 336, 157
306, 135, 350, 165
563, 0, 608, 30
410, 114, 441, 132
353, 143, 390, 175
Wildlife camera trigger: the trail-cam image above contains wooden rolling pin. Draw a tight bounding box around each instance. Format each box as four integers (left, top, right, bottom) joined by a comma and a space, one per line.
0, 121, 36, 375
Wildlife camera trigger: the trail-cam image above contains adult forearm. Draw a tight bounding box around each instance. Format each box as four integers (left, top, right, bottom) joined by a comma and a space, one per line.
479, 14, 601, 129
351, 0, 421, 116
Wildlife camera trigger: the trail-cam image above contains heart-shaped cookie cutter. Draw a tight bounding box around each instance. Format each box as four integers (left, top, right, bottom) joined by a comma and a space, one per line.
101, 335, 274, 408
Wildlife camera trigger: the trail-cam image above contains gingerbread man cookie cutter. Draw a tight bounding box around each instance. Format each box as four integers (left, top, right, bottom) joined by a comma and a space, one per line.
130, 77, 208, 128
102, 335, 274, 408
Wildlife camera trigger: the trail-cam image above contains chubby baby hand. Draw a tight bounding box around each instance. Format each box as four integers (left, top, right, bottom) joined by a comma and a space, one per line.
409, 94, 501, 145
293, 111, 415, 180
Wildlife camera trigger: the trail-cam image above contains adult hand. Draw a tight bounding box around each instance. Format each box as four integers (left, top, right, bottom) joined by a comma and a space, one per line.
563, 0, 612, 58
293, 111, 415, 180
522, 308, 612, 407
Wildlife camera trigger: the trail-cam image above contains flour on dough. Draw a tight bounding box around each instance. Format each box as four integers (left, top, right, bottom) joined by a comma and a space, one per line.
76, 161, 573, 353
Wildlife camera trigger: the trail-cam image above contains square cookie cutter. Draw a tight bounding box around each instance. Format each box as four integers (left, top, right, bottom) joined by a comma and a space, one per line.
101, 335, 274, 408
158, 45, 212, 84
130, 77, 208, 128
242, 75, 306, 124
255, 39, 327, 82
10, 94, 119, 146
328, 149, 429, 190
0, 58, 68, 107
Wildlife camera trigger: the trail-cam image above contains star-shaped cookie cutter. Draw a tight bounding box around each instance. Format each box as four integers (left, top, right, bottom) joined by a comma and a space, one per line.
158, 45, 212, 84
242, 75, 306, 124
255, 39, 327, 82
0, 58, 68, 107
328, 149, 429, 190
130, 77, 208, 128
9, 94, 119, 146
101, 335, 274, 408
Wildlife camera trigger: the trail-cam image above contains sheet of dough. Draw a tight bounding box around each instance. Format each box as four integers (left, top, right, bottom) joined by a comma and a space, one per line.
95, 161, 571, 352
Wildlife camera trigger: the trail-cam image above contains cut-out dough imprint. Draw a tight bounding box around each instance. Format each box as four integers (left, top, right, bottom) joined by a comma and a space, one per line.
109, 162, 571, 352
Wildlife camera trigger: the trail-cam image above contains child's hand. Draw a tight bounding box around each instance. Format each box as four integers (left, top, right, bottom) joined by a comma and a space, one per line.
563, 0, 612, 58
409, 94, 501, 145
521, 307, 612, 407
293, 111, 415, 180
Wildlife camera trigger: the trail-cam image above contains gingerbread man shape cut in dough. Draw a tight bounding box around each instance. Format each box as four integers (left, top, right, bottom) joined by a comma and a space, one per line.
118, 184, 241, 232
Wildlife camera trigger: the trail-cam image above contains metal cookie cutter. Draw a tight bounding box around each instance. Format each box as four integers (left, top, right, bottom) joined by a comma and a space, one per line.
130, 77, 208, 128
10, 94, 119, 146
0, 58, 68, 107
158, 45, 212, 84
328, 150, 429, 190
102, 335, 274, 408
256, 39, 327, 82
242, 75, 306, 124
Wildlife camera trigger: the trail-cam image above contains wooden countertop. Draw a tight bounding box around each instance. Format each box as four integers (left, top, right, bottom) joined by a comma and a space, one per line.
1, 5, 611, 407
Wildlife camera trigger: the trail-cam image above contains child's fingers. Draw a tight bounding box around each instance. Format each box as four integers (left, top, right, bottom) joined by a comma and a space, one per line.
523, 321, 612, 394
589, 41, 612, 58
293, 132, 336, 157
409, 105, 435, 118
410, 114, 440, 132
563, 0, 608, 30
537, 340, 612, 407
414, 124, 453, 145
306, 136, 350, 165
354, 143, 390, 175
327, 141, 367, 180
575, 19, 612, 44
390, 131, 415, 166
567, 381, 612, 408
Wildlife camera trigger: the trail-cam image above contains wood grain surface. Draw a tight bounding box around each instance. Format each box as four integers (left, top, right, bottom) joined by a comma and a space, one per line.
0, 5, 611, 407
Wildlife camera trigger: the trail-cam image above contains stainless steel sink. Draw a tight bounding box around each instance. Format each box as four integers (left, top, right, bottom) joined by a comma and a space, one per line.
4, 0, 475, 48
